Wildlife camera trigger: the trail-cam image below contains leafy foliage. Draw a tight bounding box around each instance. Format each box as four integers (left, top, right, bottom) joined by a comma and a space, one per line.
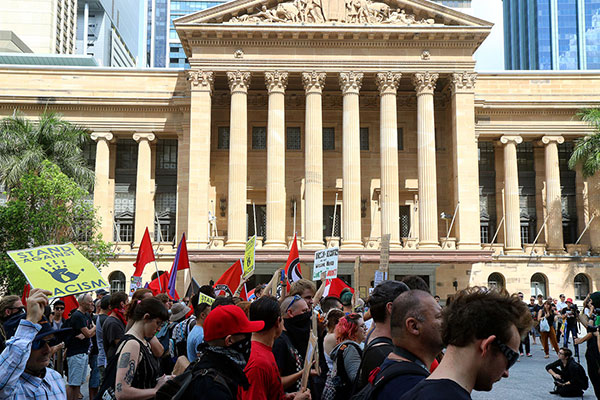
569, 109, 600, 178
0, 161, 113, 295
0, 111, 94, 192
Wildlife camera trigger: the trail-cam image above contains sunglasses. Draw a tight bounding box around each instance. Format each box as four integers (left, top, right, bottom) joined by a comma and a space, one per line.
9, 306, 25, 313
286, 295, 302, 313
54, 307, 64, 310
493, 338, 519, 370
32, 336, 59, 350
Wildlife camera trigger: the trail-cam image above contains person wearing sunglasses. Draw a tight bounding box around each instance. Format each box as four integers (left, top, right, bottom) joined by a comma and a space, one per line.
399, 287, 532, 400
0, 288, 72, 399
0, 295, 26, 353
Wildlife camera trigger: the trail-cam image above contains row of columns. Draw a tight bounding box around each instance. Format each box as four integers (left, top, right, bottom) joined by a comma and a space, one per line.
185, 69, 481, 250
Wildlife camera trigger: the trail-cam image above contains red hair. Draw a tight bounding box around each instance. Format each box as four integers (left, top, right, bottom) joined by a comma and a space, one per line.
335, 313, 361, 343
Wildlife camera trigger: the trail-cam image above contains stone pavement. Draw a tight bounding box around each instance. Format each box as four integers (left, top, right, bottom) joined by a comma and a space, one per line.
473, 337, 596, 400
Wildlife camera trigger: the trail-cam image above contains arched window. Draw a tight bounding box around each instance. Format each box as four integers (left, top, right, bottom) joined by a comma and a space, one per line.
531, 273, 548, 298
574, 274, 591, 301
108, 271, 126, 293
487, 273, 505, 290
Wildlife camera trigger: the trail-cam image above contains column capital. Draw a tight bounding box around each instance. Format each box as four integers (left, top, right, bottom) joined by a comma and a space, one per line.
265, 71, 288, 94
541, 135, 565, 145
187, 70, 214, 93
412, 72, 439, 95
90, 131, 114, 142
227, 71, 251, 93
302, 71, 326, 94
500, 135, 523, 146
450, 71, 477, 94
133, 131, 156, 143
339, 71, 363, 95
376, 72, 402, 95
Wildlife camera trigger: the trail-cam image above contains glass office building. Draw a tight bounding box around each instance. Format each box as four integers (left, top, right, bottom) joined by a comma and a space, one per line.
147, 0, 227, 68
505, 0, 600, 70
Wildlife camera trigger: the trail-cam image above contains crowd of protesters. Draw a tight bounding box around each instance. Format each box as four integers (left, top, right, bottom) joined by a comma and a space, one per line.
4, 270, 600, 400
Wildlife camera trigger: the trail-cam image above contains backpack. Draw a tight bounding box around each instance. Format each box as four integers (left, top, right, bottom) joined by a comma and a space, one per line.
323, 341, 363, 400
154, 361, 233, 400
353, 337, 394, 392
572, 361, 589, 391
350, 360, 430, 400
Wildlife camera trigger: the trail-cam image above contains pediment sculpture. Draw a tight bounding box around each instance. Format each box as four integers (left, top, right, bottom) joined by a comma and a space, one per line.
227, 0, 436, 25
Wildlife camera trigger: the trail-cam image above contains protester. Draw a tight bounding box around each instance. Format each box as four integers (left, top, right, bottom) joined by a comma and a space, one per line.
0, 295, 25, 352
290, 279, 318, 309
65, 293, 96, 400
97, 297, 171, 399
356, 281, 409, 390
89, 296, 105, 400
539, 300, 561, 358
125, 289, 153, 327
51, 300, 66, 330
0, 288, 72, 399
399, 287, 531, 400
561, 298, 579, 356
518, 293, 531, 357
240, 296, 311, 400
545, 347, 588, 397
187, 299, 210, 362
103, 291, 129, 364
340, 289, 354, 314
528, 296, 539, 345
556, 294, 568, 344
574, 306, 600, 398
254, 284, 266, 299
323, 309, 345, 370
274, 295, 312, 392
178, 304, 264, 399
372, 290, 444, 399
156, 293, 173, 310
96, 289, 109, 301
400, 276, 430, 293
321, 297, 343, 315
96, 295, 111, 382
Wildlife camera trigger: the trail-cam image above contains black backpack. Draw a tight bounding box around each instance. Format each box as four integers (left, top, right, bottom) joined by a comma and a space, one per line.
350, 360, 430, 400
572, 361, 589, 391
154, 361, 233, 400
323, 341, 363, 400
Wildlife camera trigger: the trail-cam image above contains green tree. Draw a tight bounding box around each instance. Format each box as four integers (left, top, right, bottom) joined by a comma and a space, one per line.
569, 108, 600, 178
0, 161, 113, 295
0, 111, 94, 192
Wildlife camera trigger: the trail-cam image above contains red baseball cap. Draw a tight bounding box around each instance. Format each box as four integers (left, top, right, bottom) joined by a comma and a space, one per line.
204, 305, 264, 342
566, 298, 573, 303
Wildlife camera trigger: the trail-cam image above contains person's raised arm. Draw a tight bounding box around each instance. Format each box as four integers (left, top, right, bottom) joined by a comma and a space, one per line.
264, 268, 283, 297
234, 276, 251, 297
312, 273, 327, 307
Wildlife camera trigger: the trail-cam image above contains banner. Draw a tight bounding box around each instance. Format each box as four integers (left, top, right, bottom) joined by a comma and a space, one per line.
312, 247, 338, 280
374, 270, 387, 289
7, 243, 108, 298
197, 293, 215, 306
130, 276, 143, 296
243, 235, 256, 279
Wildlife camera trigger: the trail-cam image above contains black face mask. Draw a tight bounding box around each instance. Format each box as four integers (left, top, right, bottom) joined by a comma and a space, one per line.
284, 311, 312, 356
231, 335, 252, 362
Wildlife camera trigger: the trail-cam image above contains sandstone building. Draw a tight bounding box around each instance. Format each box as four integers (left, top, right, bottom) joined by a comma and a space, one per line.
0, 0, 598, 300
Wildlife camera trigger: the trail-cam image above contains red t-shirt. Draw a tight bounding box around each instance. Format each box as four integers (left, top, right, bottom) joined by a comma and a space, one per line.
239, 340, 285, 400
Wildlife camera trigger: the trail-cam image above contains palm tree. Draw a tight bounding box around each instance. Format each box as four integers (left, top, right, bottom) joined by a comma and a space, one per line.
0, 111, 94, 191
569, 108, 600, 178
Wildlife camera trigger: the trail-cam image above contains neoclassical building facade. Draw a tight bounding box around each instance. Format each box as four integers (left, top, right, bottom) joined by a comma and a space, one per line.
1, 0, 599, 300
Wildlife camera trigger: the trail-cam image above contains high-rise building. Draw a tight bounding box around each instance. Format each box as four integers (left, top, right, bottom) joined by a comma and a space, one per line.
76, 0, 145, 67
504, 0, 600, 70
0, 0, 77, 54
147, 0, 228, 68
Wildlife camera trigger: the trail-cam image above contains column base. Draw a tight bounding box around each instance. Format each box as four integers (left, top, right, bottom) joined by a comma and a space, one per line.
303, 240, 326, 249
341, 240, 363, 249
504, 247, 524, 255
225, 240, 246, 249
546, 247, 566, 255
263, 240, 288, 249
390, 241, 402, 249
187, 240, 210, 250
457, 242, 484, 250
418, 241, 440, 249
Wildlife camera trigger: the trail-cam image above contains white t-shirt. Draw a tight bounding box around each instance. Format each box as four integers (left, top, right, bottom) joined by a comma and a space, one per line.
556, 301, 568, 312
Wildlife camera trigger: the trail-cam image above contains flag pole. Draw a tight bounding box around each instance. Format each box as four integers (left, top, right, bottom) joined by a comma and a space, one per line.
154, 260, 163, 292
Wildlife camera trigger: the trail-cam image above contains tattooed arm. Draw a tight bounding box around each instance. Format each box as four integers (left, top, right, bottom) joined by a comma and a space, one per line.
114, 340, 157, 400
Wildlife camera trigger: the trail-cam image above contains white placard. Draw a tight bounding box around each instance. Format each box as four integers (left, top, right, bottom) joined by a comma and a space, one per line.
313, 247, 339, 280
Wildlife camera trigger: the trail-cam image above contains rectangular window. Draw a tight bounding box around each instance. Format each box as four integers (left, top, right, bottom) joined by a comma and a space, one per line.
559, 142, 577, 244
360, 127, 369, 150
323, 205, 341, 240
397, 128, 404, 151
115, 140, 138, 170
323, 127, 335, 151
286, 127, 301, 150
82, 141, 96, 170
247, 204, 267, 239
252, 127, 266, 150
156, 139, 178, 171
217, 127, 230, 150
400, 205, 411, 238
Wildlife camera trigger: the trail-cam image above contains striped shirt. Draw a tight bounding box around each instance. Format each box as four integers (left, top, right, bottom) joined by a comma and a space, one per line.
0, 320, 66, 400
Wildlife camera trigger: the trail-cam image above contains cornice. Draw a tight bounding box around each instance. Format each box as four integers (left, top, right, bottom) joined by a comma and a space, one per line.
475, 99, 600, 109
186, 37, 484, 48
0, 102, 185, 113
476, 125, 593, 137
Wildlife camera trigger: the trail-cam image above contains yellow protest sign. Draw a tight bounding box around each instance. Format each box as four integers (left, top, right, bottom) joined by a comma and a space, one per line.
197, 293, 215, 306
7, 243, 109, 298
243, 235, 256, 279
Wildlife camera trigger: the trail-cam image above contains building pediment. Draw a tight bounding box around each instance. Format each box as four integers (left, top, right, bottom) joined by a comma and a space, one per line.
174, 0, 492, 27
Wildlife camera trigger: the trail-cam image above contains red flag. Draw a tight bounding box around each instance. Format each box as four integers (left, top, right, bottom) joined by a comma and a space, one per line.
133, 227, 155, 277
323, 278, 354, 299
149, 272, 173, 297
62, 295, 78, 318
285, 233, 302, 290
214, 259, 247, 300
21, 284, 31, 307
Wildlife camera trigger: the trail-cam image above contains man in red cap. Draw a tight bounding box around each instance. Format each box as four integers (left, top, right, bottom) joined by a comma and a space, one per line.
179, 304, 264, 399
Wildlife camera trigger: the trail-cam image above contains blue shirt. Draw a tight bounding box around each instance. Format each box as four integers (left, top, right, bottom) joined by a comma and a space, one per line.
0, 319, 67, 400
187, 325, 204, 362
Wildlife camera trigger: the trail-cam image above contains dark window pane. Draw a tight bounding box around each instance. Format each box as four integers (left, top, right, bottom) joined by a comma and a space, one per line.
252, 127, 266, 150
83, 141, 96, 170
286, 127, 302, 150
247, 204, 267, 239
323, 127, 335, 150
360, 127, 369, 150
397, 128, 404, 151
116, 140, 137, 170
217, 127, 230, 149
323, 205, 341, 241
156, 139, 178, 171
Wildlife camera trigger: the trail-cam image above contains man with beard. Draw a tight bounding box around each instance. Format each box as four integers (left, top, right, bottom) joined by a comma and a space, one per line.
399, 288, 532, 400
273, 295, 312, 392
181, 304, 264, 399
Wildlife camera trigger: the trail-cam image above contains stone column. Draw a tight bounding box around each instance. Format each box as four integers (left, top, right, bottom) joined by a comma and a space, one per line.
187, 70, 214, 248
226, 71, 251, 247
376, 72, 402, 248
264, 71, 288, 248
302, 71, 326, 249
542, 135, 565, 252
500, 135, 523, 253
450, 72, 481, 249
133, 131, 156, 244
589, 172, 600, 252
412, 72, 440, 248
91, 131, 114, 241
339, 72, 363, 248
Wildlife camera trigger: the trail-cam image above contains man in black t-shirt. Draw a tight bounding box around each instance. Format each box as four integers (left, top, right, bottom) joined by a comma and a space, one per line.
561, 298, 579, 356
102, 291, 128, 363
400, 287, 532, 400
65, 293, 96, 400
